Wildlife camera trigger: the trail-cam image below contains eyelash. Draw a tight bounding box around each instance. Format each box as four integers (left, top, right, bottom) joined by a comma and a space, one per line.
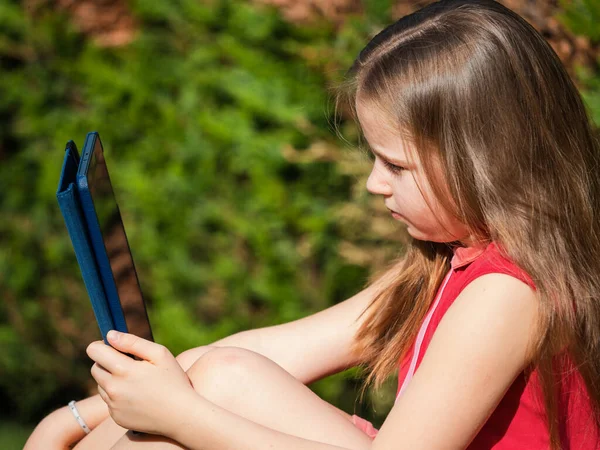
365, 149, 406, 174
382, 159, 406, 174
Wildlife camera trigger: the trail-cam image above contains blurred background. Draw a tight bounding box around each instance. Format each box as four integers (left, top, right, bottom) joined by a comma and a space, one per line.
1, 0, 599, 447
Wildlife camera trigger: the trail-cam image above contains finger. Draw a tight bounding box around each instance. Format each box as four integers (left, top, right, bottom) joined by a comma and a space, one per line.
90, 362, 111, 387
86, 340, 133, 376
106, 330, 171, 364
97, 384, 111, 404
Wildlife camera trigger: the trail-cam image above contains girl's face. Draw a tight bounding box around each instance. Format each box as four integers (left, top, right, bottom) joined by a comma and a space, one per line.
356, 100, 472, 244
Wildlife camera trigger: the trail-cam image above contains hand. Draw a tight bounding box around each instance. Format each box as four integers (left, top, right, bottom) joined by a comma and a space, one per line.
86, 330, 197, 437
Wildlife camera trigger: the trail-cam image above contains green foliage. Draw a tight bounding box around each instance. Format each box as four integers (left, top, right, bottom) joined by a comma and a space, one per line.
0, 0, 399, 426
577, 66, 600, 126
557, 0, 600, 43
558, 0, 600, 126
364, 0, 396, 26
0, 421, 32, 450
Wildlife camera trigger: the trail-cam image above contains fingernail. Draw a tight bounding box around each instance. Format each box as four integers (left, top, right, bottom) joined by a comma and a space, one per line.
108, 330, 119, 341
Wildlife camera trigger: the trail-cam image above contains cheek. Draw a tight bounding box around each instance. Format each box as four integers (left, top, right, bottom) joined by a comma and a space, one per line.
390, 175, 412, 197
425, 197, 471, 240
396, 180, 457, 226
392, 173, 470, 241
392, 177, 433, 214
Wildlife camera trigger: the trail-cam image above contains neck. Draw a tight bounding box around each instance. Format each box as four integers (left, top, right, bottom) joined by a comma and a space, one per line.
455, 235, 488, 249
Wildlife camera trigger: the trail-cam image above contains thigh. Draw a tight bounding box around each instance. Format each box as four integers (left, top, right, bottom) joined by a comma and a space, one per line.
185, 346, 372, 450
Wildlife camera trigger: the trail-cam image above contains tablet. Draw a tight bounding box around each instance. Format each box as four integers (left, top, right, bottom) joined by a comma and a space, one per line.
57, 140, 116, 344
76, 132, 153, 342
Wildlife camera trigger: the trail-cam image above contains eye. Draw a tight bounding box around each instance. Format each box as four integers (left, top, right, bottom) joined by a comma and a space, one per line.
382, 159, 406, 174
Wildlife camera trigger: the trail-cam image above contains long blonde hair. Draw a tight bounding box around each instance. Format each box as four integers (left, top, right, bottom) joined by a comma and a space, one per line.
334, 1, 600, 447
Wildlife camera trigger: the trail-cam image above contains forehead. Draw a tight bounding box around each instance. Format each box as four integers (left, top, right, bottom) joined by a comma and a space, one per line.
355, 99, 414, 161
355, 98, 395, 135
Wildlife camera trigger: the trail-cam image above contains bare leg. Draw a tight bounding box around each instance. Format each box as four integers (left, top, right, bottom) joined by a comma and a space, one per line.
110, 347, 371, 450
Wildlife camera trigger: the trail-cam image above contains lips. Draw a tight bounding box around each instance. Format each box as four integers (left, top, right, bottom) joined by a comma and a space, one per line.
387, 206, 405, 221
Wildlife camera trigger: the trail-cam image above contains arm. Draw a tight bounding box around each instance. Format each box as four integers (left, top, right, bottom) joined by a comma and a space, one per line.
371, 273, 540, 449
178, 281, 381, 385
24, 395, 111, 450
152, 392, 359, 450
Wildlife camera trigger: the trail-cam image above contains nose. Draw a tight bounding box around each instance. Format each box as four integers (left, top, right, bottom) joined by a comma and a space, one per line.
366, 164, 393, 196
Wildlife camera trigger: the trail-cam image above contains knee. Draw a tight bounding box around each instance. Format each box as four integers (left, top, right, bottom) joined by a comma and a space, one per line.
175, 345, 216, 371
185, 347, 263, 405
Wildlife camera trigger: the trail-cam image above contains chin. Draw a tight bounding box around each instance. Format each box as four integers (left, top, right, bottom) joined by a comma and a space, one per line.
406, 227, 454, 243
405, 226, 431, 241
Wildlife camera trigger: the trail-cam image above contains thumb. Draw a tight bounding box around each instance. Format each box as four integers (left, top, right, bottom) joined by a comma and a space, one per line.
107, 330, 168, 363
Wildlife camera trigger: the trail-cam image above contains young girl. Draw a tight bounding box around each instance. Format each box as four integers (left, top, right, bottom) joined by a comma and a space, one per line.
26, 0, 600, 448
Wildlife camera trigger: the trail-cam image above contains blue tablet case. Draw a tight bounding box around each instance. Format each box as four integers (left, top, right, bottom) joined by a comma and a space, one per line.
76, 132, 128, 334
57, 142, 115, 344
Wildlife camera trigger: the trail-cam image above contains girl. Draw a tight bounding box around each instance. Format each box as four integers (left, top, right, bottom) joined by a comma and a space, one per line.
26, 0, 600, 448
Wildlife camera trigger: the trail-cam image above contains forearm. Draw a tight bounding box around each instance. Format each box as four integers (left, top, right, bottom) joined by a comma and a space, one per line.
210, 329, 262, 351
166, 393, 355, 450
24, 395, 109, 450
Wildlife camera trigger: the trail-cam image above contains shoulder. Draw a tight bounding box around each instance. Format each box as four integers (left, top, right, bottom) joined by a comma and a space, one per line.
448, 243, 541, 353
457, 242, 537, 293
429, 242, 538, 335
449, 272, 540, 340
374, 272, 540, 448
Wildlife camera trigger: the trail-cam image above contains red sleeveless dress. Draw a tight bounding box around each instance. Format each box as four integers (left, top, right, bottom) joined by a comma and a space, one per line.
351, 242, 599, 449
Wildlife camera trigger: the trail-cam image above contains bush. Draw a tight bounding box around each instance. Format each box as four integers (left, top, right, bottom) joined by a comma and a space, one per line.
2, 0, 599, 431
0, 0, 401, 425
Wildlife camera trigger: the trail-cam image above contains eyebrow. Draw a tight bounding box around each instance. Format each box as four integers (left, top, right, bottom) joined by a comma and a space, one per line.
368, 145, 411, 167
